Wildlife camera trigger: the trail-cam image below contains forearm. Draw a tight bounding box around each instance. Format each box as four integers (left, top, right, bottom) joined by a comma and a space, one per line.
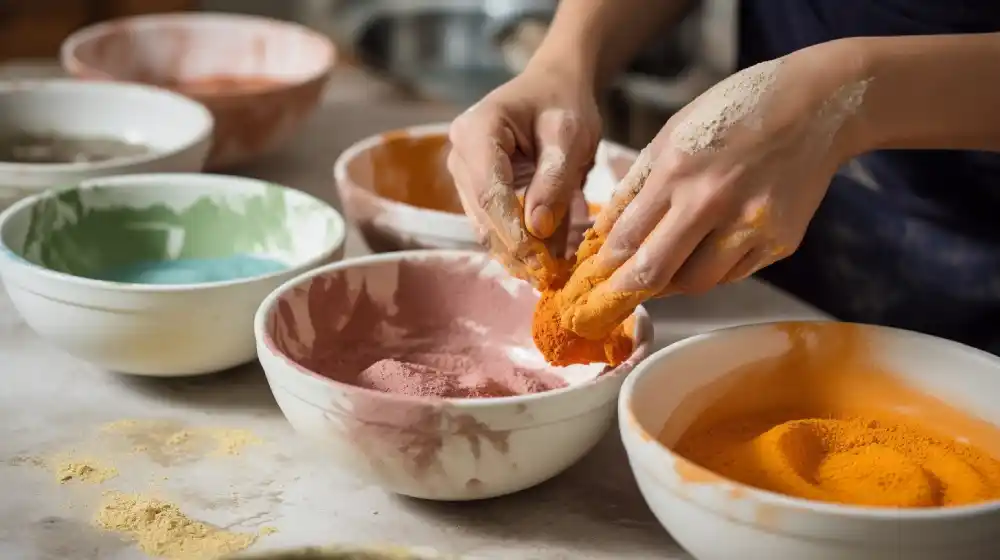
529, 0, 696, 91
849, 33, 1000, 153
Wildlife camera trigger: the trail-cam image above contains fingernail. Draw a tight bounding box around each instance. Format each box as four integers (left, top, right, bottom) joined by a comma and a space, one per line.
529, 205, 555, 238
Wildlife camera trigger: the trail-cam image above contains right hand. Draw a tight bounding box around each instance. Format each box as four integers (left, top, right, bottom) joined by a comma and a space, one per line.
447, 61, 602, 288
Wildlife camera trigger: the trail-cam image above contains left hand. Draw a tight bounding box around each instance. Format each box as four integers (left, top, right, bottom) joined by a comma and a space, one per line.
568, 41, 870, 336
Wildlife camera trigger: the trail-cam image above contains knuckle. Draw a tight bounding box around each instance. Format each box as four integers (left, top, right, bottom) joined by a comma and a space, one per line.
629, 247, 668, 292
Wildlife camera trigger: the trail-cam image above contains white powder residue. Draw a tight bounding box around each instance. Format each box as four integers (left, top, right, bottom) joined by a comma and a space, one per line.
670, 59, 785, 154
813, 78, 874, 147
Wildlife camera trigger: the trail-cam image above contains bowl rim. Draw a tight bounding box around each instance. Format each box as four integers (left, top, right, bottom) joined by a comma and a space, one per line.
619, 319, 1000, 519
332, 122, 638, 230
254, 249, 654, 408
0, 172, 347, 293
0, 79, 214, 173
60, 11, 338, 99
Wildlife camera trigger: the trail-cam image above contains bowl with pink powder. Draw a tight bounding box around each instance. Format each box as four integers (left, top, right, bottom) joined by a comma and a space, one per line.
254, 250, 653, 500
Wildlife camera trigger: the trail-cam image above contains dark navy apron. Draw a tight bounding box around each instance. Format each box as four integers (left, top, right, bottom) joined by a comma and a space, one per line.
739, 0, 1000, 353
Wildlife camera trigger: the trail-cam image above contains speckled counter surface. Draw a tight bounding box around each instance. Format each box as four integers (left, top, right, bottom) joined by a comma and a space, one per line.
0, 67, 826, 559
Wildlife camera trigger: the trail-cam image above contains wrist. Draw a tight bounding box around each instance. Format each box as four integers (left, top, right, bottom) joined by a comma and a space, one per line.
796, 37, 878, 161
527, 35, 601, 95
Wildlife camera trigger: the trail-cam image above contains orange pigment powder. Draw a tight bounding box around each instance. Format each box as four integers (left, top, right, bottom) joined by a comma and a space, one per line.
531, 225, 634, 367
353, 132, 464, 214
666, 323, 1000, 508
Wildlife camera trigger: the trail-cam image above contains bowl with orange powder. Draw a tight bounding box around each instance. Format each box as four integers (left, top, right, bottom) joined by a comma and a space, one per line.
333, 122, 634, 253
61, 12, 336, 169
255, 250, 652, 500
620, 321, 1000, 560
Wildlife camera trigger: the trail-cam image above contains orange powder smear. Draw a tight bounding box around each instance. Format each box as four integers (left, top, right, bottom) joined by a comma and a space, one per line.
666, 323, 1000, 508
349, 132, 464, 214
531, 225, 634, 367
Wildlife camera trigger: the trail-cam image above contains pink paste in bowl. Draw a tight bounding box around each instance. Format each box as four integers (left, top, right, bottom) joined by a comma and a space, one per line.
264, 254, 590, 399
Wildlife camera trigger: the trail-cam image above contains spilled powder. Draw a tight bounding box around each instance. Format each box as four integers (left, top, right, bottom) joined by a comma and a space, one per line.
814, 78, 873, 147
671, 59, 784, 154
94, 491, 261, 560
102, 420, 263, 459
55, 458, 119, 484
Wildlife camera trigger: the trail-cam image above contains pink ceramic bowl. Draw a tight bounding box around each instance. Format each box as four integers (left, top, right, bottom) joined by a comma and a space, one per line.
333, 122, 638, 253
61, 12, 336, 169
254, 250, 653, 500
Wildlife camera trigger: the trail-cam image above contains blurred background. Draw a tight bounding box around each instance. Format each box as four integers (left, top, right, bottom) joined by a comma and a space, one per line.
0, 0, 736, 148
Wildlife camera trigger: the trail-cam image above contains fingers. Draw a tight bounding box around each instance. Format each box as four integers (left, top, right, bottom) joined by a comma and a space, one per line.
449, 115, 559, 286
524, 109, 593, 239
670, 229, 758, 294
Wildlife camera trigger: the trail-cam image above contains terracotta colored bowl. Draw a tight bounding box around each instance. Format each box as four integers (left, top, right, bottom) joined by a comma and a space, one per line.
254, 251, 653, 500
333, 122, 637, 253
61, 13, 336, 169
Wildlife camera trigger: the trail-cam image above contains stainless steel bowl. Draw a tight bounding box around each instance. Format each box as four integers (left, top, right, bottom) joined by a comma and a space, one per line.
333, 0, 555, 103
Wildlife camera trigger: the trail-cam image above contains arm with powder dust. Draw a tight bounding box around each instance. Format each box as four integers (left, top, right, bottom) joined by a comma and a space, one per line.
557, 32, 1000, 343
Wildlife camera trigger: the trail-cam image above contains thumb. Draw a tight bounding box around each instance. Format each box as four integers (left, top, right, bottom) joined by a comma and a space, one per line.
524, 109, 595, 239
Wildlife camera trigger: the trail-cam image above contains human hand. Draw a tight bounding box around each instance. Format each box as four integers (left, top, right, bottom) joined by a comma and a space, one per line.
447, 60, 602, 288
566, 42, 871, 337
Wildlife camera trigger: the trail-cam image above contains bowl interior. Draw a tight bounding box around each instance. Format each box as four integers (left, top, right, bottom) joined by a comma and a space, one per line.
630, 322, 1000, 461
0, 175, 342, 283
264, 253, 616, 396
339, 126, 636, 218
0, 82, 211, 159
66, 14, 334, 89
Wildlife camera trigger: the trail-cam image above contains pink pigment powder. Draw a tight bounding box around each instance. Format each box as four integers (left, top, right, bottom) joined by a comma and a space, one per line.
276, 258, 571, 400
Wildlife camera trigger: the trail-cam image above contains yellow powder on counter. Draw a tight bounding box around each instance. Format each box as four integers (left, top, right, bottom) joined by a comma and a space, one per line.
102, 420, 264, 460
206, 429, 263, 456
55, 459, 119, 484
95, 492, 260, 559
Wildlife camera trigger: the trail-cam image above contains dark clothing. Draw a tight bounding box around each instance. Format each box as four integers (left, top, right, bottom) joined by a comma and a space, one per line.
738, 0, 1000, 353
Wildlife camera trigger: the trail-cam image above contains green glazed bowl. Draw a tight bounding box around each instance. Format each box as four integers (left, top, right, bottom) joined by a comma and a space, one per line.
0, 173, 345, 376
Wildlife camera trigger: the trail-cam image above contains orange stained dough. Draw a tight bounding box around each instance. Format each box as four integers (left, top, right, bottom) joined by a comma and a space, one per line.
531, 226, 634, 367
667, 323, 1000, 508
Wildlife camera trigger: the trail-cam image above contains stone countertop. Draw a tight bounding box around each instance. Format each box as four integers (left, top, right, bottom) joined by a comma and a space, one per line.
0, 67, 826, 559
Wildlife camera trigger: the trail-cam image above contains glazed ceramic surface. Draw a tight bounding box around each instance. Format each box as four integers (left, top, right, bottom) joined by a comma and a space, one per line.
0, 79, 212, 211
619, 321, 1000, 560
333, 122, 634, 253
0, 173, 345, 376
255, 250, 653, 500
61, 13, 335, 169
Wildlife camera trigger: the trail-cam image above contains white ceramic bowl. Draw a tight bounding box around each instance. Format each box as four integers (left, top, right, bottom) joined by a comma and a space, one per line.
256, 250, 653, 500
0, 173, 345, 376
0, 79, 213, 211
61, 12, 336, 169
620, 321, 1000, 560
333, 122, 636, 253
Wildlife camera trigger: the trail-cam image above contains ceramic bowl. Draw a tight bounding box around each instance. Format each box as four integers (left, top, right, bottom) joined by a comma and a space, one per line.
255, 250, 653, 500
61, 12, 336, 169
0, 173, 345, 376
0, 79, 212, 211
230, 545, 449, 559
620, 321, 1000, 560
333, 122, 635, 253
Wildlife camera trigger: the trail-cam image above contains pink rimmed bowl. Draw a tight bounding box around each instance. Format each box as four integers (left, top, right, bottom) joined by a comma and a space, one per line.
254, 250, 652, 500
61, 12, 336, 169
333, 122, 637, 253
